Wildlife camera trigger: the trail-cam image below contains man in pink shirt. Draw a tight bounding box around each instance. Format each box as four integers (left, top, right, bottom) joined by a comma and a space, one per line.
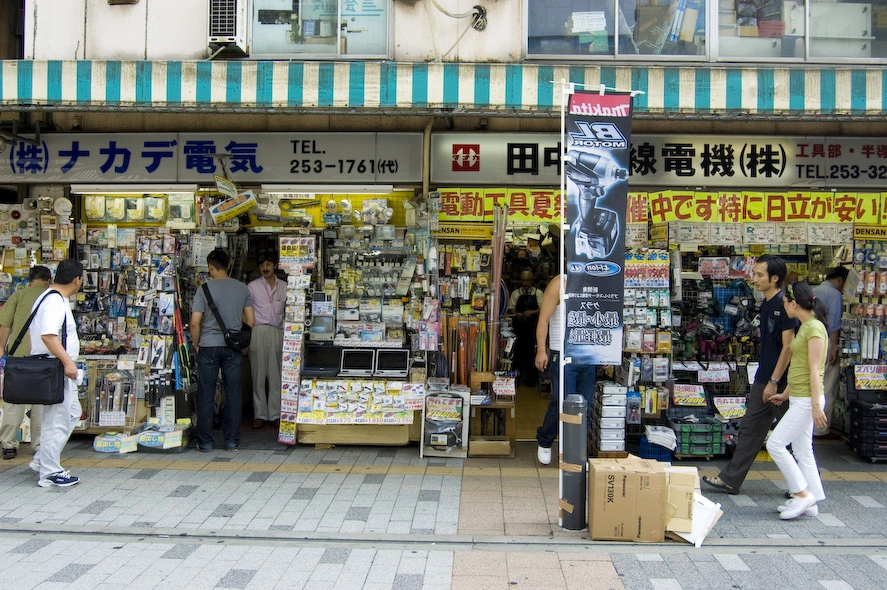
247, 252, 286, 429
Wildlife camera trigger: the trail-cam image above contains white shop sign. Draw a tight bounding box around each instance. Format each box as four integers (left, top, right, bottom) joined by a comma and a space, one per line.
0, 133, 423, 184
431, 133, 887, 188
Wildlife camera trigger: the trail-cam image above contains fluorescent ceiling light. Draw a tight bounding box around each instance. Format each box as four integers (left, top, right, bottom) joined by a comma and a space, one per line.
261, 184, 395, 195
71, 184, 198, 194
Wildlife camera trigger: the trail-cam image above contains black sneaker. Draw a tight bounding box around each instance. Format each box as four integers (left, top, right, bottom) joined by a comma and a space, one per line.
2, 448, 16, 460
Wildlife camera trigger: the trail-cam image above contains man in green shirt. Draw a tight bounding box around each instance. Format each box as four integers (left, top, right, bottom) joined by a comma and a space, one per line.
0, 266, 52, 460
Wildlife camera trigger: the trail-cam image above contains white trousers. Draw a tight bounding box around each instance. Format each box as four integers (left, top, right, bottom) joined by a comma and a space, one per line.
33, 378, 80, 479
814, 362, 840, 436
249, 325, 283, 422
766, 396, 826, 502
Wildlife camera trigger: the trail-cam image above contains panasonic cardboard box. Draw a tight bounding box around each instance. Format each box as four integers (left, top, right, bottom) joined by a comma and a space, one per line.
587, 455, 667, 542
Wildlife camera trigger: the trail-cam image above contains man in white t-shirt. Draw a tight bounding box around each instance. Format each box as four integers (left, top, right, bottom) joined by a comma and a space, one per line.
29, 259, 83, 488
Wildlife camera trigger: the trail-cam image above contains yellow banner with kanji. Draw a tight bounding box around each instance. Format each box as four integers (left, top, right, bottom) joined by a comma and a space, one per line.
646, 190, 887, 224
440, 188, 887, 226
439, 188, 562, 222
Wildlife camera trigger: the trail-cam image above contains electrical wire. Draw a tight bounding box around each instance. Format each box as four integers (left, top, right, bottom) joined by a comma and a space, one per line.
429, 0, 476, 19
430, 1, 487, 31
439, 23, 476, 59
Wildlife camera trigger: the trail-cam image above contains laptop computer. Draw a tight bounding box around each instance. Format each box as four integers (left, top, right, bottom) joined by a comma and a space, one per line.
339, 349, 376, 377
374, 349, 411, 379
301, 344, 342, 378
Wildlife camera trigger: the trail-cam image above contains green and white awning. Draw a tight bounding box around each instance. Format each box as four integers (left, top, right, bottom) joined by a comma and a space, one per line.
2, 60, 887, 118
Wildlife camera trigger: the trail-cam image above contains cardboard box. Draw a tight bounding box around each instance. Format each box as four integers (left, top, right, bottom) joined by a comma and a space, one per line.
588, 455, 667, 542
738, 25, 758, 37
664, 466, 700, 533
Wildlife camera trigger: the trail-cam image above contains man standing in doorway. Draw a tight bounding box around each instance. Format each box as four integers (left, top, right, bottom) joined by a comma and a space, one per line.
0, 265, 52, 460
703, 255, 798, 495
31, 259, 84, 487
509, 270, 543, 386
247, 252, 285, 429
190, 249, 255, 452
534, 274, 596, 465
812, 265, 848, 437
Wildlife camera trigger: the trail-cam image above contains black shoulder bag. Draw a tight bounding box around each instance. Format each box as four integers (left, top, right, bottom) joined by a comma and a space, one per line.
201, 282, 251, 351
3, 290, 68, 405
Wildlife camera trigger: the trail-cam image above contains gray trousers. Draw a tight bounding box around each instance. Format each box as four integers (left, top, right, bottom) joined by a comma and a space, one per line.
719, 381, 789, 490
249, 324, 283, 422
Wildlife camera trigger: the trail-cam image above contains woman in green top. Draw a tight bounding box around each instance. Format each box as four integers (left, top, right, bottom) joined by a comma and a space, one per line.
767, 281, 829, 520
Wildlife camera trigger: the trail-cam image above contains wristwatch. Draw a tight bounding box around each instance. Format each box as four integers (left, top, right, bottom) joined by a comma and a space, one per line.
769, 377, 779, 385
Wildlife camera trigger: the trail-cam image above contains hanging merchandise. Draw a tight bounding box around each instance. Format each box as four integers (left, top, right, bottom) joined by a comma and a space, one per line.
279, 235, 316, 444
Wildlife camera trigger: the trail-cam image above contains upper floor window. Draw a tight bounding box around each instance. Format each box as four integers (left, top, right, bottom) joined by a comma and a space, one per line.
527, 0, 887, 62
251, 0, 389, 58
527, 0, 706, 58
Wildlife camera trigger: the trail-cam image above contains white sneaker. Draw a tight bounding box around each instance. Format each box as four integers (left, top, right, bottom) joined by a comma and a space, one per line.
37, 471, 80, 488
777, 502, 819, 517
537, 446, 552, 465
780, 495, 817, 520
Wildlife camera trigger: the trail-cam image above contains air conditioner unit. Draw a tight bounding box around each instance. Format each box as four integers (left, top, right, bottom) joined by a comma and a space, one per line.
208, 0, 249, 54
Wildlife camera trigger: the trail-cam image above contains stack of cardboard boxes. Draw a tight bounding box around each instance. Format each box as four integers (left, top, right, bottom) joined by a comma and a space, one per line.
587, 455, 723, 545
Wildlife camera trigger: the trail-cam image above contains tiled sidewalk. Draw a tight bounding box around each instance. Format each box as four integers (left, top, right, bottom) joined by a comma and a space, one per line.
2, 438, 887, 588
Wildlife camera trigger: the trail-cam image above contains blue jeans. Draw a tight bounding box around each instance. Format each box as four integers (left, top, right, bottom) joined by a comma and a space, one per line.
196, 346, 244, 450
536, 351, 596, 448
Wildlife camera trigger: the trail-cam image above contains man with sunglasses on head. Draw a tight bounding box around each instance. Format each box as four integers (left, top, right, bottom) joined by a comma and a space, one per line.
703, 255, 799, 497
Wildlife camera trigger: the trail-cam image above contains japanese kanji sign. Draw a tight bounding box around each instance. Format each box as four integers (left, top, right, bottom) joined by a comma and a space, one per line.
432, 133, 887, 188
0, 133, 423, 183
437, 188, 562, 222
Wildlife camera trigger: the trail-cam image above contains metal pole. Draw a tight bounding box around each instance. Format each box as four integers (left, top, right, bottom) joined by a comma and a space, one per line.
558, 79, 570, 528
561, 393, 588, 530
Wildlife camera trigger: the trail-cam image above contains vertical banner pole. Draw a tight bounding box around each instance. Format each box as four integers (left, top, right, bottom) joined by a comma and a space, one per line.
557, 80, 570, 528
559, 84, 633, 530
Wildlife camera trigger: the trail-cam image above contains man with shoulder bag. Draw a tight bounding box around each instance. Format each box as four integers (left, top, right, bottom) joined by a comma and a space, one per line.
0, 265, 52, 460
28, 259, 84, 488
190, 249, 255, 452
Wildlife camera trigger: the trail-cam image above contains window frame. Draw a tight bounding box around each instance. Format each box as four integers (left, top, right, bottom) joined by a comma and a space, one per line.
523, 0, 887, 65
248, 0, 392, 60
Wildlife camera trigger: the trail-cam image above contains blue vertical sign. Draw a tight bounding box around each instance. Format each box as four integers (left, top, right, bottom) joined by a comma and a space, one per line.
563, 91, 632, 365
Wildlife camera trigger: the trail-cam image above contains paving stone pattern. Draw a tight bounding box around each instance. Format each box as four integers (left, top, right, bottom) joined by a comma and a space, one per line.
0, 439, 885, 588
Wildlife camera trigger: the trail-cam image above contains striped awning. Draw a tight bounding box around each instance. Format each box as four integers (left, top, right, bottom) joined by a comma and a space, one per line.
2, 60, 887, 119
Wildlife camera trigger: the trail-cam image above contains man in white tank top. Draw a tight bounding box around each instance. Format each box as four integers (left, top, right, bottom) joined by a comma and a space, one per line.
533, 275, 596, 465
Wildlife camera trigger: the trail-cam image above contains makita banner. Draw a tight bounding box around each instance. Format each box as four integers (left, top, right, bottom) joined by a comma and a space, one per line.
563, 92, 632, 366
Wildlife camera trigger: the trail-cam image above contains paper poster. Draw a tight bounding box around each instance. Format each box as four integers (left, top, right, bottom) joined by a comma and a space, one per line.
677, 222, 710, 244
742, 223, 776, 244
698, 370, 730, 383
713, 397, 747, 419
672, 384, 707, 406
626, 223, 648, 247
709, 223, 742, 246
776, 223, 808, 244
563, 90, 632, 366
807, 223, 838, 245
